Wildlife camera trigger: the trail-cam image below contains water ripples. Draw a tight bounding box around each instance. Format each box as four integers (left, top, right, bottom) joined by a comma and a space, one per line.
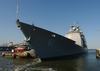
0, 50, 100, 71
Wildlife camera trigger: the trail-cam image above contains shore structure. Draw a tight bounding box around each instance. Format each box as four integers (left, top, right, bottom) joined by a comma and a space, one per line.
96, 49, 100, 58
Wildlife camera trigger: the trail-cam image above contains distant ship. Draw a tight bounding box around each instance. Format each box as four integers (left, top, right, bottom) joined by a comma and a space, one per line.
15, 19, 87, 60
0, 46, 14, 51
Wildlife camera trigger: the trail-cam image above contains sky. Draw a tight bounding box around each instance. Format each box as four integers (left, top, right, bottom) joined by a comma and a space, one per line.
0, 0, 100, 49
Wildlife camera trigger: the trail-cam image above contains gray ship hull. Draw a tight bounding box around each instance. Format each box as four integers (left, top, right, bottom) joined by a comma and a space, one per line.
15, 20, 87, 59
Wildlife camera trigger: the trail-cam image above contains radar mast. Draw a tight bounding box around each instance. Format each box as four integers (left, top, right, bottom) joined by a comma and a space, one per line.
16, 3, 19, 20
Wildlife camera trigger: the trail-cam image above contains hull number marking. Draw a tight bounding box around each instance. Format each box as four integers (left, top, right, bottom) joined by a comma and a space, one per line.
48, 39, 55, 46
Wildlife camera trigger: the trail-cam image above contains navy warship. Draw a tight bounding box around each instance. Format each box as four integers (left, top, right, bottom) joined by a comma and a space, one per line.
15, 19, 87, 60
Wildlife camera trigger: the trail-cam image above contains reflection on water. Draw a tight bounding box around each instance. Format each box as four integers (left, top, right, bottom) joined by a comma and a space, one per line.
34, 54, 87, 71
33, 51, 100, 71
0, 49, 100, 71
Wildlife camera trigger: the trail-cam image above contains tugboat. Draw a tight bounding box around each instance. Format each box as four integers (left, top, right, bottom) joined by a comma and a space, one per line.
1, 44, 37, 58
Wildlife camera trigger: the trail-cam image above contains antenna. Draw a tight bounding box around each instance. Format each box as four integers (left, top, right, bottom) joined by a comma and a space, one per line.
16, 3, 19, 20
74, 21, 75, 26
77, 22, 78, 26
32, 21, 34, 26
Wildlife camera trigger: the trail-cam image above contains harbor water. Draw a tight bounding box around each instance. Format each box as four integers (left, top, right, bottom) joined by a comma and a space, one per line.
0, 49, 100, 71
